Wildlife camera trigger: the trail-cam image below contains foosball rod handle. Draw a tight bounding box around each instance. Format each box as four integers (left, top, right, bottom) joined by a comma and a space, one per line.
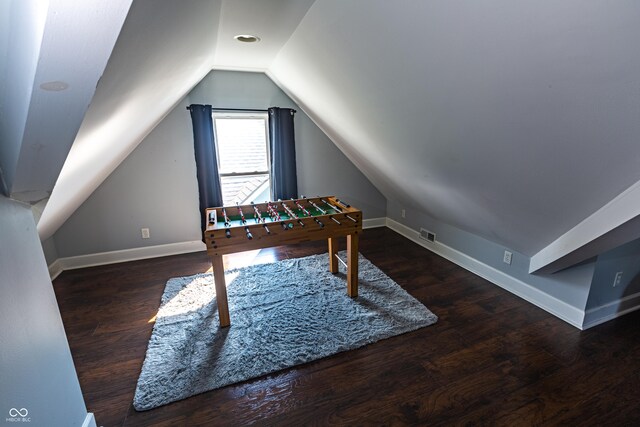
245, 227, 253, 240
225, 228, 231, 238
336, 198, 351, 208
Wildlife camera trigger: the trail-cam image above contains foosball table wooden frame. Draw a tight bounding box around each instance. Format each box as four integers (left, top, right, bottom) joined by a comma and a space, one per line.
204, 196, 363, 327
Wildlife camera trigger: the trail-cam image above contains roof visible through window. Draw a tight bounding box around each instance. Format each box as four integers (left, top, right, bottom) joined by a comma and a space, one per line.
213, 114, 271, 205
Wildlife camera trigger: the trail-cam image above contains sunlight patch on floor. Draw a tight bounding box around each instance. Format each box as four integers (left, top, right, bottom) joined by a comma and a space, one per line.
149, 249, 281, 322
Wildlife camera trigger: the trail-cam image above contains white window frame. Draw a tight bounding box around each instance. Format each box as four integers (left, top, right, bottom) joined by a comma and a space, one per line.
212, 112, 271, 204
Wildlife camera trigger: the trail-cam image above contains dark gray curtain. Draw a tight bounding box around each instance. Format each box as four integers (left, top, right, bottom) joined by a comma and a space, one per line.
268, 107, 298, 200
188, 104, 223, 235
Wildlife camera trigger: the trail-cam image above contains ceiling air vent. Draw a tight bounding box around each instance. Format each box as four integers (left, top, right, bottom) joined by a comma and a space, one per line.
419, 228, 436, 243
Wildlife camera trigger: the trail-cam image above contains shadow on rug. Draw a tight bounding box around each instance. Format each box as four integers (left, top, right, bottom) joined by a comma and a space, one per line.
133, 251, 437, 411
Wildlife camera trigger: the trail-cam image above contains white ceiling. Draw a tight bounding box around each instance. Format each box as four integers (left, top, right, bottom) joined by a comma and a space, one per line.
214, 0, 314, 71
5, 0, 638, 272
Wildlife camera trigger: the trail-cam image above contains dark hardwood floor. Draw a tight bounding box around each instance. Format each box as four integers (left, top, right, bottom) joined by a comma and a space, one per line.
53, 227, 640, 426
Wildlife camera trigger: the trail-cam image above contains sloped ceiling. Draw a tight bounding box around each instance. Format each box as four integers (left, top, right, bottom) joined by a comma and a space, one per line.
0, 0, 131, 201
269, 0, 640, 263
36, 0, 223, 239
35, 1, 640, 272
37, 0, 314, 240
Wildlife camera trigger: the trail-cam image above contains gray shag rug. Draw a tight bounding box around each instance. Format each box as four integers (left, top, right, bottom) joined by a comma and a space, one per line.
133, 251, 437, 411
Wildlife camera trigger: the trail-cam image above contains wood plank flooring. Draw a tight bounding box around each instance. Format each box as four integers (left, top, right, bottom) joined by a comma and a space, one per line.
53, 227, 640, 426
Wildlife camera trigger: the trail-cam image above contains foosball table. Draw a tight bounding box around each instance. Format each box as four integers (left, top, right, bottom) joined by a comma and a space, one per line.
204, 196, 362, 327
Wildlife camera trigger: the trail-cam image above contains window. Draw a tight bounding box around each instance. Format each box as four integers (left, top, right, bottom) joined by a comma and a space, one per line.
213, 113, 271, 205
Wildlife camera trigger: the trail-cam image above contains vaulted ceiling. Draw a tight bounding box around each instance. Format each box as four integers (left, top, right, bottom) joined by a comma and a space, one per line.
4, 0, 640, 273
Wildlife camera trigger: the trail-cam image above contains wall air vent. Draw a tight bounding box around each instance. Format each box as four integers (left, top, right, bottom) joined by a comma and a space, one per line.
419, 228, 436, 243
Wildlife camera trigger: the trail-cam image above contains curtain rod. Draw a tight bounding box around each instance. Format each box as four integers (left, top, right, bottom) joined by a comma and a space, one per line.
186, 106, 296, 113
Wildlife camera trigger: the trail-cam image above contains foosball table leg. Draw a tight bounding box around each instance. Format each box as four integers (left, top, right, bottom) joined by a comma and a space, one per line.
347, 233, 359, 297
328, 237, 339, 274
211, 254, 230, 327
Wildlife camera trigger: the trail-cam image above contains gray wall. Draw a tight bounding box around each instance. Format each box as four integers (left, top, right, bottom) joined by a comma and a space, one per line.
388, 199, 595, 311
41, 236, 58, 266
54, 71, 386, 258
0, 0, 8, 193
55, 101, 202, 257
586, 238, 640, 310
0, 196, 89, 427
189, 71, 387, 218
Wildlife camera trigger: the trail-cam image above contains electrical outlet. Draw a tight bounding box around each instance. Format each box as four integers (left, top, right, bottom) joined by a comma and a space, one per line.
613, 271, 623, 287
141, 228, 150, 239
503, 250, 512, 265
401, 209, 406, 218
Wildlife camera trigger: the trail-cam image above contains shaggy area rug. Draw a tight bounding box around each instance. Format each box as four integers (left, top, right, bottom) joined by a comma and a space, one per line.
133, 251, 437, 411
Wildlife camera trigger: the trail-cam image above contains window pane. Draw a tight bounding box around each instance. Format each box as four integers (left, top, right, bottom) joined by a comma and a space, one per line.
221, 174, 270, 205
215, 118, 268, 174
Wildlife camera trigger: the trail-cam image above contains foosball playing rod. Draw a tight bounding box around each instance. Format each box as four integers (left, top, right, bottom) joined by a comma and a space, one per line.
236, 203, 247, 224
299, 200, 325, 227
267, 201, 292, 230
266, 201, 281, 221
293, 199, 312, 216
303, 196, 326, 215
294, 199, 324, 228
251, 203, 271, 234
281, 201, 305, 227
321, 198, 342, 212
258, 212, 272, 233
222, 208, 231, 227
320, 198, 356, 223
319, 196, 356, 223
251, 202, 261, 223
218, 197, 351, 240
221, 207, 232, 238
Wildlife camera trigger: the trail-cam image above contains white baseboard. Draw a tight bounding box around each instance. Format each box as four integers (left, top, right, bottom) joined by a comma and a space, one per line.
363, 217, 386, 229
53, 240, 206, 274
49, 259, 64, 280
49, 218, 386, 277
582, 290, 640, 329
82, 412, 96, 427
49, 219, 637, 331
386, 218, 586, 329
